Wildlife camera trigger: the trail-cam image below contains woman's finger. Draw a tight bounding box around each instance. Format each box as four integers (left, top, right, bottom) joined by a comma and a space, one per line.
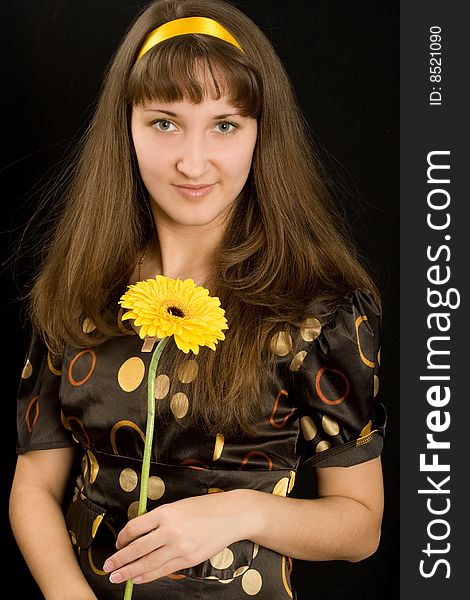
104, 527, 164, 573
107, 544, 178, 584
115, 509, 161, 549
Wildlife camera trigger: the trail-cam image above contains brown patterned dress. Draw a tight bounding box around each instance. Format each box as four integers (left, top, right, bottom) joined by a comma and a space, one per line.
16, 288, 385, 599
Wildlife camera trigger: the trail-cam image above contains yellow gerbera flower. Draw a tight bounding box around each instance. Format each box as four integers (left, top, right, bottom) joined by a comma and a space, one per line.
119, 275, 228, 354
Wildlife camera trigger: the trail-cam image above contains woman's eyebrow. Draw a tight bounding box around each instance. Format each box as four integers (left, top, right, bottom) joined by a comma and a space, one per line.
143, 108, 178, 115
142, 108, 240, 119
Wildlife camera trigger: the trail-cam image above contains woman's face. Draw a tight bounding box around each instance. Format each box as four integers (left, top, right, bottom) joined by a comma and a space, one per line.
131, 96, 258, 231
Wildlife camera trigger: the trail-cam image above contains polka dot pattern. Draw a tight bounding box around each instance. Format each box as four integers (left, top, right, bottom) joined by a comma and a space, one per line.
272, 477, 289, 497
289, 351, 307, 371
271, 331, 292, 356
15, 288, 385, 598
147, 476, 165, 500
300, 317, 322, 341
87, 450, 99, 484
210, 547, 234, 570
213, 434, 225, 461
321, 414, 340, 436
82, 318, 96, 334
242, 569, 263, 595
170, 392, 189, 419
315, 440, 332, 453
21, 359, 33, 379
127, 501, 139, 520
155, 374, 170, 399
117, 357, 145, 392
119, 468, 138, 492
374, 374, 380, 397
300, 416, 317, 441
177, 359, 199, 383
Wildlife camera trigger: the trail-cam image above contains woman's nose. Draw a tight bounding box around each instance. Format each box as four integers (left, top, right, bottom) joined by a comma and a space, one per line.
175, 133, 211, 179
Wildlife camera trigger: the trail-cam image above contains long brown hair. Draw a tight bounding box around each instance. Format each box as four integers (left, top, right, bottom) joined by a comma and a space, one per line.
27, 0, 380, 436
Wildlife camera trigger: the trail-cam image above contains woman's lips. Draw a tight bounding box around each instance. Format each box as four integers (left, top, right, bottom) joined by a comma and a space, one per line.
174, 184, 215, 199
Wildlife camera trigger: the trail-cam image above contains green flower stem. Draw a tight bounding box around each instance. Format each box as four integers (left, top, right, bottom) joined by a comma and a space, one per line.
124, 336, 170, 600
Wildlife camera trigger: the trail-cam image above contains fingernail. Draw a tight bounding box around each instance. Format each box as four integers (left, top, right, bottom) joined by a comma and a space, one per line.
109, 572, 123, 583
132, 576, 143, 584
103, 560, 114, 572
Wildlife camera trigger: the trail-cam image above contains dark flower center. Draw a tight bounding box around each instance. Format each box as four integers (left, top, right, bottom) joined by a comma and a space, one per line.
167, 306, 185, 318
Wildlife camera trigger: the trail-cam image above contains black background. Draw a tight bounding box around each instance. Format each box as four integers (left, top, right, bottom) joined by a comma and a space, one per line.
0, 1, 399, 598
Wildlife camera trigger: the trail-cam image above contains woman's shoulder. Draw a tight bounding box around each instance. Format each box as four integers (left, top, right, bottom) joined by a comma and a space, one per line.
306, 287, 381, 329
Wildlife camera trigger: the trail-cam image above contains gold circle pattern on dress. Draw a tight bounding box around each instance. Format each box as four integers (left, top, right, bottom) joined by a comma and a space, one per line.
289, 351, 307, 372
155, 374, 170, 399
281, 555, 293, 598
111, 420, 145, 455
117, 356, 145, 392
117, 307, 136, 335
170, 392, 189, 419
21, 359, 33, 379
92, 514, 104, 538
47, 352, 62, 376
88, 546, 107, 576
272, 477, 289, 497
127, 501, 139, 520
300, 415, 317, 441
147, 476, 165, 500
321, 414, 340, 436
300, 317, 322, 342
87, 450, 99, 484
316, 440, 332, 453
271, 331, 293, 356
213, 434, 225, 461
88, 519, 117, 576
82, 318, 96, 333
241, 569, 263, 595
81, 454, 89, 480
355, 315, 375, 368
177, 359, 199, 383
288, 471, 296, 494
374, 375, 379, 397
209, 547, 234, 570
119, 468, 138, 492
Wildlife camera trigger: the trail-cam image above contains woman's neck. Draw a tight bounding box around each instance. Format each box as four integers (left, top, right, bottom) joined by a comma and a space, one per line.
135, 221, 222, 287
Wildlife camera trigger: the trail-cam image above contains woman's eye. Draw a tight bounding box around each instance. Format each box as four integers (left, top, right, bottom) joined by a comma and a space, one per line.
216, 122, 236, 134
152, 120, 175, 132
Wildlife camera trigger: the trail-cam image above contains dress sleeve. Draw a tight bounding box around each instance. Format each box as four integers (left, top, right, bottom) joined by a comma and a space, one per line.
16, 332, 75, 454
294, 288, 386, 468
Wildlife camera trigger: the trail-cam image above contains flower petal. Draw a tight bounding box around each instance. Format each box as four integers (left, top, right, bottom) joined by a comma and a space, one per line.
119, 276, 228, 354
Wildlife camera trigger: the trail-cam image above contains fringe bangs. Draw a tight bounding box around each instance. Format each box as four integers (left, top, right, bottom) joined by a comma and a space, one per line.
126, 35, 262, 118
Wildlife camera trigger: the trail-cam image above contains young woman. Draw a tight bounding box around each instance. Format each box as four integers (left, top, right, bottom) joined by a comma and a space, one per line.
9, 0, 386, 598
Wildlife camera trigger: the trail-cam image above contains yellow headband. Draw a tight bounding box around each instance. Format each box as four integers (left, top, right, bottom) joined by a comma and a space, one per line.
135, 16, 244, 62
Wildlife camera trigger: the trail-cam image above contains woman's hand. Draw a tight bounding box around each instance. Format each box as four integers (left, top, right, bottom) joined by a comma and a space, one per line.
103, 489, 251, 585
